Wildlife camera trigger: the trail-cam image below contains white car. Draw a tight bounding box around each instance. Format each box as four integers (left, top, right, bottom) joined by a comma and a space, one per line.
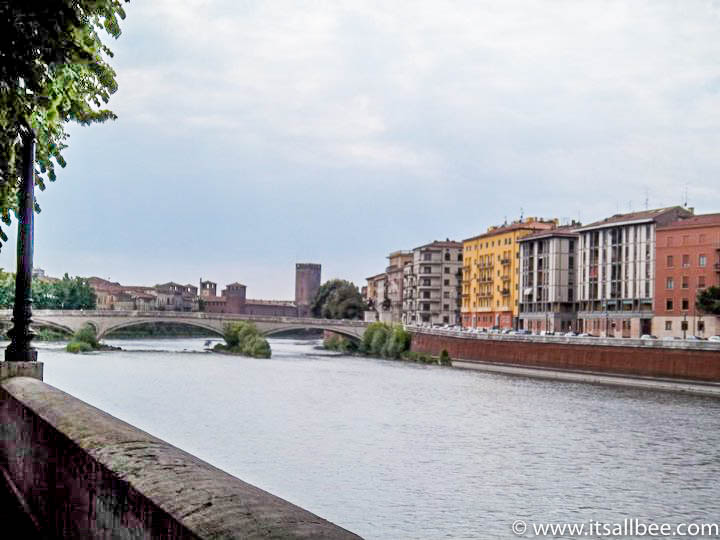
709, 336, 720, 342
640, 334, 658, 340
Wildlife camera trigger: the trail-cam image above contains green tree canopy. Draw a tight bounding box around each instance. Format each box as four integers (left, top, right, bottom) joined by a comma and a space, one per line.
0, 1, 128, 248
311, 279, 367, 320
0, 270, 96, 309
696, 286, 720, 315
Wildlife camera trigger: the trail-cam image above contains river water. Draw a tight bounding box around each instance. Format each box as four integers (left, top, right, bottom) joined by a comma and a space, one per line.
24, 338, 720, 539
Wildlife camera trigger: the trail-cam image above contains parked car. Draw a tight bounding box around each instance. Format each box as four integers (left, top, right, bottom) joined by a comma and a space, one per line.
662, 336, 680, 341
640, 334, 658, 340
516, 329, 532, 335
708, 336, 720, 342
564, 331, 578, 337
577, 333, 596, 337
684, 335, 704, 341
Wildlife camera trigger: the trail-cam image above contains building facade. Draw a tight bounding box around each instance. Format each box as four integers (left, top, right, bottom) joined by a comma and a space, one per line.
402, 241, 463, 326
653, 213, 720, 338
461, 218, 556, 329
518, 227, 579, 333
575, 206, 693, 337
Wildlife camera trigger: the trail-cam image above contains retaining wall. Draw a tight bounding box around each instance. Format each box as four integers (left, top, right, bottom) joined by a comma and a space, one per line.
411, 332, 720, 382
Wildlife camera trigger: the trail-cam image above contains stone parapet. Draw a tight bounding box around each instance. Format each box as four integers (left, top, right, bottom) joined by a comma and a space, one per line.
0, 377, 361, 539
0, 361, 43, 382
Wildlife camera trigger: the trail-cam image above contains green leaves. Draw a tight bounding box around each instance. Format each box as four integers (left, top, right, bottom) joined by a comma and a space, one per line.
0, 1, 129, 251
311, 279, 367, 320
696, 286, 720, 315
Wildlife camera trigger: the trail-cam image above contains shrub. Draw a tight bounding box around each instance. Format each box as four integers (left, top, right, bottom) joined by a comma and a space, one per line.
73, 324, 99, 348
66, 341, 93, 353
360, 322, 412, 359
220, 321, 272, 358
439, 349, 452, 366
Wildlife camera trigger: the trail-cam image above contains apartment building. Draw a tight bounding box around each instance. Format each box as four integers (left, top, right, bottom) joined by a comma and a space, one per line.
653, 213, 720, 338
461, 218, 556, 329
402, 241, 463, 326
575, 206, 693, 337
518, 226, 579, 333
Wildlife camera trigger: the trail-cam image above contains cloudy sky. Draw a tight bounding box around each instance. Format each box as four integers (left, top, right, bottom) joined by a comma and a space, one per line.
3, 0, 720, 299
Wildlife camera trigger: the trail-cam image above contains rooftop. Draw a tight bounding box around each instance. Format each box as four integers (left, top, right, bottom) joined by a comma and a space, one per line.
519, 225, 581, 242
413, 239, 462, 251
577, 206, 692, 230
657, 213, 720, 230
463, 218, 557, 243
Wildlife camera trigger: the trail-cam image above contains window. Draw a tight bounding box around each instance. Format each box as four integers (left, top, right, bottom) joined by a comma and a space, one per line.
422, 278, 431, 286
666, 236, 673, 247
698, 321, 705, 332
666, 277, 674, 289
457, 253, 463, 261
444, 279, 450, 286
666, 255, 674, 267
682, 298, 689, 311
423, 253, 432, 261
443, 316, 449, 323
699, 254, 707, 267
698, 275, 706, 288
443, 292, 450, 298
700, 234, 706, 243
666, 299, 673, 311
682, 276, 689, 289
444, 252, 450, 261
665, 321, 672, 331
682, 254, 690, 267
444, 267, 450, 274
682, 235, 689, 245
422, 291, 430, 299
443, 304, 449, 310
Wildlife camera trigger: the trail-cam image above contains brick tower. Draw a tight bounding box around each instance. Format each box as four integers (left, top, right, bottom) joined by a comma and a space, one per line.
295, 263, 321, 317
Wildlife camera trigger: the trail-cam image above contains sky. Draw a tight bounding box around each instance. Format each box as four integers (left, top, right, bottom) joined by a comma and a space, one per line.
2, 0, 720, 299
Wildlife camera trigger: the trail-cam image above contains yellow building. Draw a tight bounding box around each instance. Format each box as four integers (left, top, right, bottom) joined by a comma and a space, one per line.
462, 218, 556, 329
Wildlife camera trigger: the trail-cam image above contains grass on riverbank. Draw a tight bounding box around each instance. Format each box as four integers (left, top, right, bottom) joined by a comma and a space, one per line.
213, 321, 271, 359
324, 322, 452, 366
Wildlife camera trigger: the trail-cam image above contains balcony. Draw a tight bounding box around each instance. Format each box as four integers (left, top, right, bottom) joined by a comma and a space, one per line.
501, 288, 510, 296
715, 262, 720, 272
500, 258, 511, 265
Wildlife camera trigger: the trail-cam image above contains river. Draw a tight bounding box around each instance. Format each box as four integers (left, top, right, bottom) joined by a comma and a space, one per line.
23, 337, 720, 539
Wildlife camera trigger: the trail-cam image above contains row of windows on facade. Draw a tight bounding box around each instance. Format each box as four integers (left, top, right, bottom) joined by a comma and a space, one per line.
665, 275, 708, 289
665, 299, 696, 312
464, 237, 516, 251
665, 233, 718, 246
665, 254, 709, 267
423, 252, 463, 261
582, 225, 652, 247
419, 266, 461, 274
664, 320, 705, 332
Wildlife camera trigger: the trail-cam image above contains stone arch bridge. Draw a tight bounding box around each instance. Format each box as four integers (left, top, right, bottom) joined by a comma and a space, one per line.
0, 310, 369, 341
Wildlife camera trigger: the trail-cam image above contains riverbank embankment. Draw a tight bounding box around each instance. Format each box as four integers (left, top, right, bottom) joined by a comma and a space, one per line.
410, 330, 720, 394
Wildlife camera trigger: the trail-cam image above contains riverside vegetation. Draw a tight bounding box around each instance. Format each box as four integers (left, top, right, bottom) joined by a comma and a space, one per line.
66, 324, 119, 353
324, 322, 452, 366
214, 322, 271, 359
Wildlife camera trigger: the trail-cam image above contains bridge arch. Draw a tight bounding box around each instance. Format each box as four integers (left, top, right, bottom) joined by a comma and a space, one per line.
98, 319, 224, 340
31, 319, 75, 337
262, 326, 362, 342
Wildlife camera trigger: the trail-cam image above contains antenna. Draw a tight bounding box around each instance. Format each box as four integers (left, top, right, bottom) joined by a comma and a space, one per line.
520, 207, 524, 221
644, 187, 649, 210
683, 183, 688, 208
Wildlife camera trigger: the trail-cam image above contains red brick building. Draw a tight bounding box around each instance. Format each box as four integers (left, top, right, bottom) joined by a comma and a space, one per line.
653, 213, 720, 338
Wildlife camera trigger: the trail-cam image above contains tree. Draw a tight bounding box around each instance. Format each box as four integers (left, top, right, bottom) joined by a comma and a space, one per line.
696, 286, 720, 315
0, 1, 128, 249
311, 279, 367, 320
